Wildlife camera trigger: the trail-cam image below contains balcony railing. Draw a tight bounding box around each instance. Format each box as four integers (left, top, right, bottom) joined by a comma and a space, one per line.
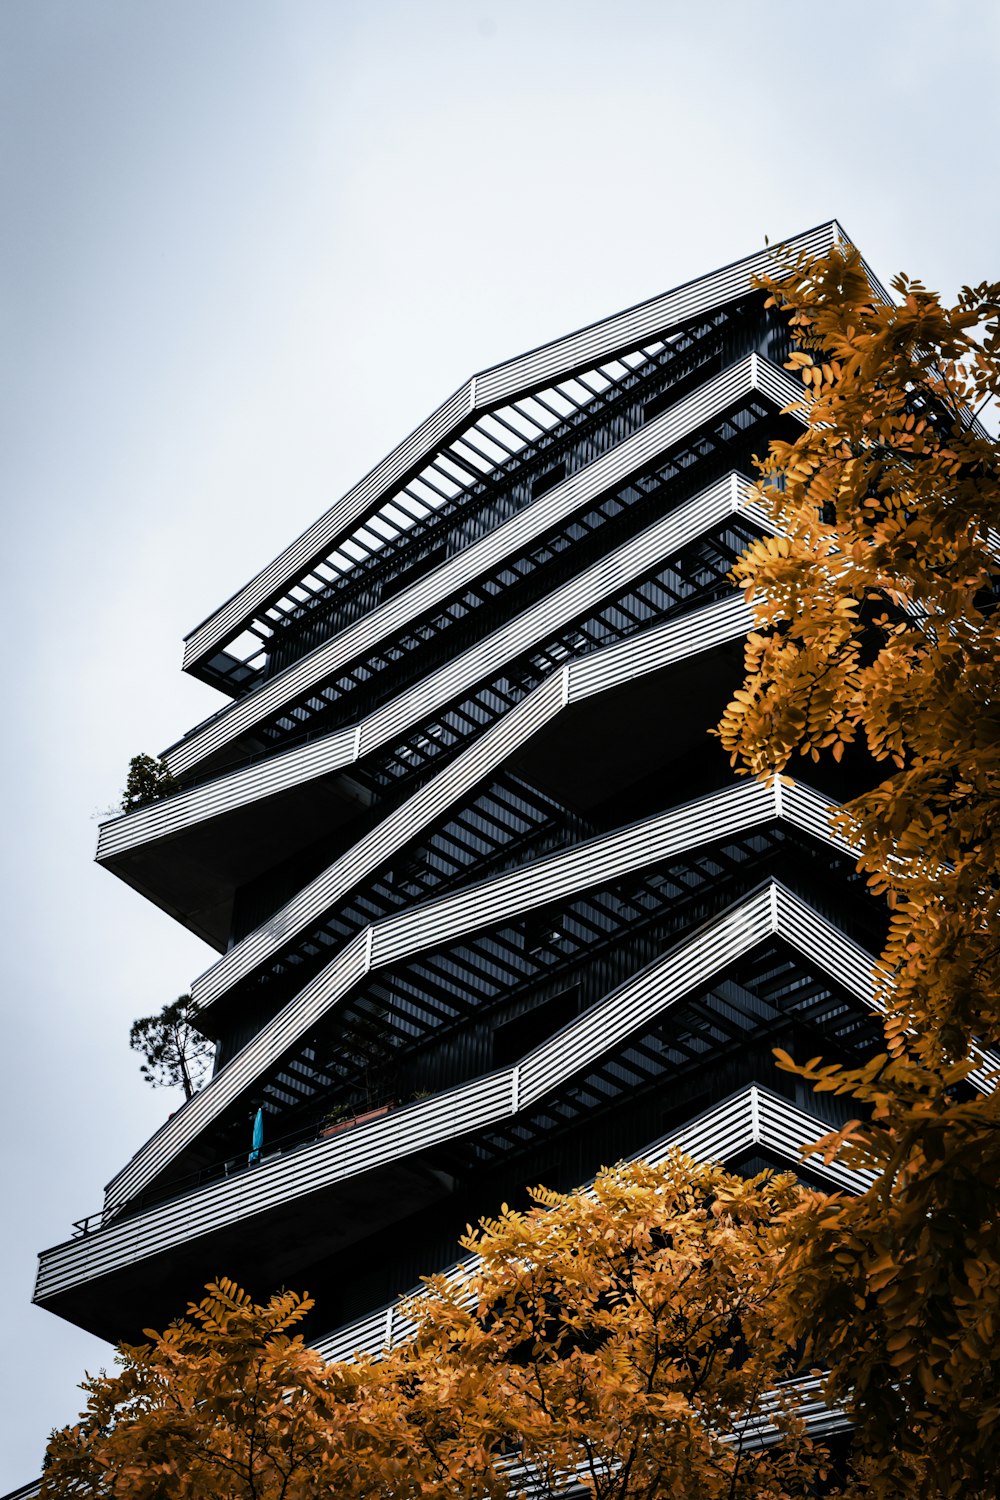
103, 778, 856, 1215
164, 354, 803, 780
181, 221, 843, 685
40, 887, 892, 1306
313, 1083, 873, 1364
73, 1098, 406, 1235
98, 473, 762, 874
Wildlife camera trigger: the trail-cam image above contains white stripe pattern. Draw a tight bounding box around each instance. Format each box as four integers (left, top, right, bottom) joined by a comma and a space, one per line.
181, 222, 842, 675
167, 355, 802, 776
103, 780, 850, 1215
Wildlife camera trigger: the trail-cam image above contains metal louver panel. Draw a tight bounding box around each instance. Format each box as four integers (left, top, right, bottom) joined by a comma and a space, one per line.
96, 726, 359, 862
193, 486, 760, 1008
567, 591, 748, 703
105, 779, 848, 1213
313, 1084, 872, 1364
353, 579, 746, 763
181, 222, 841, 676
371, 778, 783, 968
37, 1072, 515, 1303
41, 885, 877, 1302
49, 883, 972, 1309
753, 1090, 868, 1194
100, 576, 753, 870
192, 671, 570, 1006
166, 356, 801, 777
516, 888, 777, 1104
103, 930, 371, 1212
776, 880, 998, 1092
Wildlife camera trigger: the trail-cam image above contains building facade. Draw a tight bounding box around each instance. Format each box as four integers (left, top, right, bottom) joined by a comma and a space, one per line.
37, 222, 901, 1373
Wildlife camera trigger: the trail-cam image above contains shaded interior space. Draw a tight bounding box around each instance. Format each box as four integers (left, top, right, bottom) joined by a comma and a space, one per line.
251, 936, 884, 1346
98, 769, 377, 951
185, 293, 793, 698
40, 933, 881, 1346
196, 642, 753, 1051
166, 382, 801, 792
107, 844, 881, 1234
512, 644, 742, 819
97, 509, 759, 952
195, 620, 885, 1043
511, 636, 886, 825
98, 602, 884, 961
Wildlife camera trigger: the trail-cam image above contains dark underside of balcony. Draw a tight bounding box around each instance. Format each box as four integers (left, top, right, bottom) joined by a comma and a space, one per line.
41, 952, 877, 1346
98, 769, 375, 952
95, 623, 751, 953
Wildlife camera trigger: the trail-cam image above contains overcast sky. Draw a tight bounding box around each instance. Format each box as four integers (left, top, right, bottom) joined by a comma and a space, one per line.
1, 0, 998, 1487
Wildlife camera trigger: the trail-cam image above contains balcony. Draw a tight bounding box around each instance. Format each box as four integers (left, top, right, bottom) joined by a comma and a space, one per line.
164, 354, 802, 783
180, 221, 842, 693
96, 510, 759, 949
36, 882, 887, 1344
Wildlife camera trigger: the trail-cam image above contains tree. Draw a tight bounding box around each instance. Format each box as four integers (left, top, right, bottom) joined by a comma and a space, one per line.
41, 1156, 838, 1499
391, 1155, 833, 1500
716, 243, 1000, 1497
41, 1280, 338, 1499
129, 994, 213, 1101
121, 753, 178, 813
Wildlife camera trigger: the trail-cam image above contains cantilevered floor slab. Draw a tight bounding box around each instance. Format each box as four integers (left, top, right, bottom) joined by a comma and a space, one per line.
36, 886, 882, 1342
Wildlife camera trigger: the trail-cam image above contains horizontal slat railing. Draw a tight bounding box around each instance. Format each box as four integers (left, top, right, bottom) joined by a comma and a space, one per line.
166, 356, 802, 777
566, 590, 746, 703
371, 778, 781, 965
96, 725, 358, 865
103, 931, 370, 1213
777, 881, 999, 1094
100, 471, 760, 868
313, 1083, 871, 1365
192, 510, 756, 1005
191, 674, 569, 1005
42, 883, 888, 1303
182, 222, 841, 675
106, 779, 848, 1213
37, 1072, 514, 1304
754, 1090, 870, 1194
517, 889, 776, 1104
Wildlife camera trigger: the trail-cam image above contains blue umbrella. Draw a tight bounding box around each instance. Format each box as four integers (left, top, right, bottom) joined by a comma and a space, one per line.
249, 1107, 264, 1166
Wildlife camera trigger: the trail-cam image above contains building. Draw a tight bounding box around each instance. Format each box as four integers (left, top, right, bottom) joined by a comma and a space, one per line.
35, 221, 900, 1374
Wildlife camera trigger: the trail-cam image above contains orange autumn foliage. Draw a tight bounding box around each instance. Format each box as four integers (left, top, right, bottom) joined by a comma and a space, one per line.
718, 243, 1000, 1498
42, 1158, 834, 1499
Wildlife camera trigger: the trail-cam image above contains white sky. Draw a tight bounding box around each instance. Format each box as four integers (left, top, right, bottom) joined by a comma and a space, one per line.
2, 0, 998, 1486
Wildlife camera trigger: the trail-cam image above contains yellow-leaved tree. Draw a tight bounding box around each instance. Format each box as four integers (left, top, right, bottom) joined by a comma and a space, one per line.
717, 242, 1000, 1498
42, 1157, 837, 1499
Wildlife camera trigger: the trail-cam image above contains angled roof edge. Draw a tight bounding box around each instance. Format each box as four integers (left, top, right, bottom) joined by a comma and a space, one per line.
181, 219, 849, 674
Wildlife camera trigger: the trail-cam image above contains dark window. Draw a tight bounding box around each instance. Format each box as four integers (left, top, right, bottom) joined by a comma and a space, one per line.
643, 388, 675, 424
530, 461, 566, 500
381, 542, 448, 603
492, 984, 581, 1068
